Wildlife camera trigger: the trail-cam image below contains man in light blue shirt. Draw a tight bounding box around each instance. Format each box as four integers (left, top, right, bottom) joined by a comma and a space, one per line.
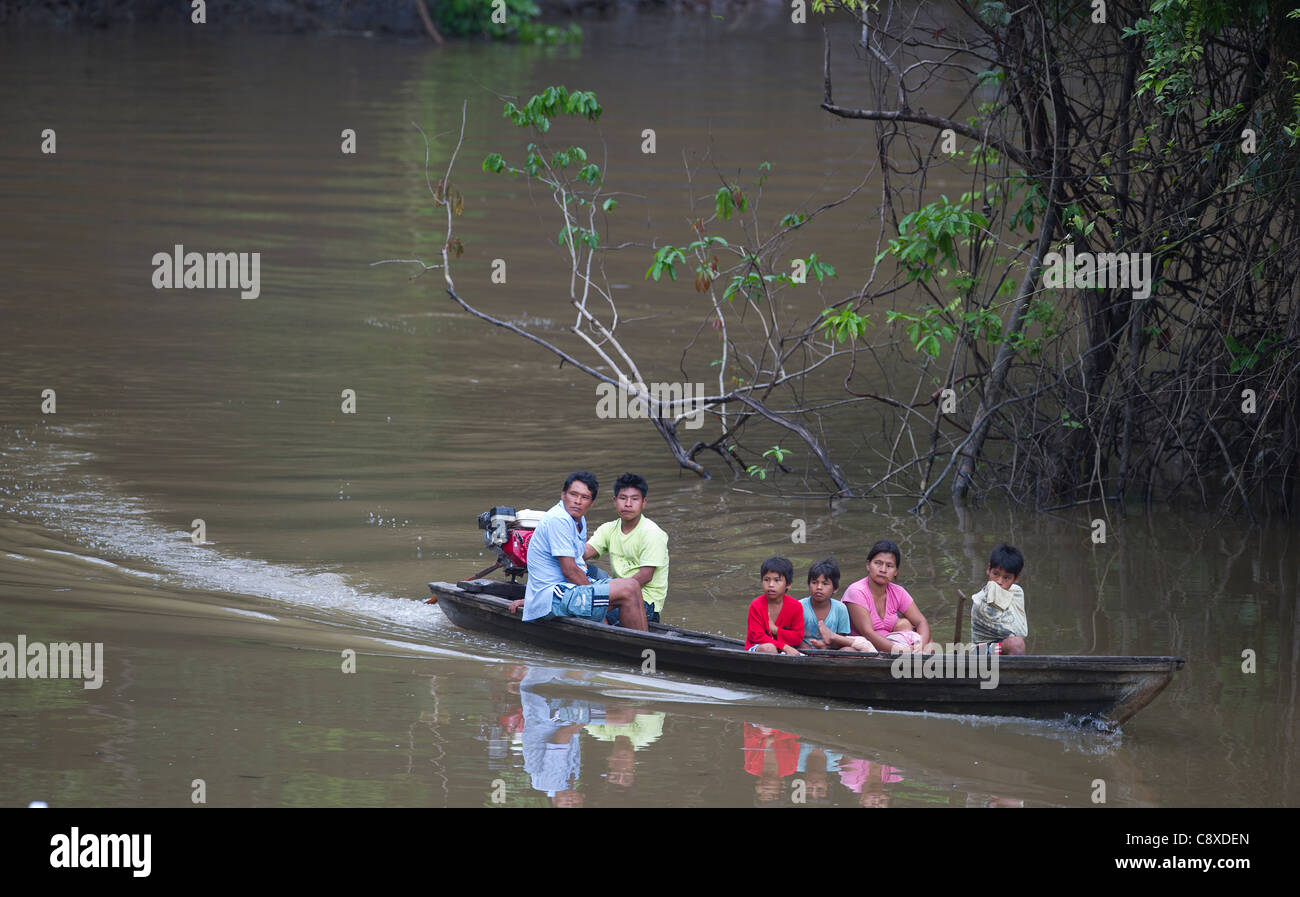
508, 471, 649, 631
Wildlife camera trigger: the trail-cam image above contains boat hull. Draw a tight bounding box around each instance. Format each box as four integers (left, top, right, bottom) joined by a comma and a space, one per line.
429, 582, 1183, 726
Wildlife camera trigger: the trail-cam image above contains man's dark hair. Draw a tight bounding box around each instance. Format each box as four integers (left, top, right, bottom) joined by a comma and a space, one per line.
808, 558, 841, 589
866, 539, 902, 569
760, 556, 795, 585
563, 471, 599, 500
612, 472, 648, 499
988, 543, 1025, 576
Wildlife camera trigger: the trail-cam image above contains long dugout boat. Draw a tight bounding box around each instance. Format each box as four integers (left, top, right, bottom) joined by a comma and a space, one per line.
428, 581, 1184, 727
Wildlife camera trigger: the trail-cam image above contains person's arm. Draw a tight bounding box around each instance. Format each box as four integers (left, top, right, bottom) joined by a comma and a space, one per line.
550, 723, 586, 744
558, 556, 591, 586
777, 601, 804, 655
846, 602, 896, 653
822, 604, 856, 648
898, 600, 932, 652
585, 522, 609, 563
631, 526, 667, 589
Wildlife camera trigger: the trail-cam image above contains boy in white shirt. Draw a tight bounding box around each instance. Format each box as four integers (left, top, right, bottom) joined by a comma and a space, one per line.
970, 543, 1028, 655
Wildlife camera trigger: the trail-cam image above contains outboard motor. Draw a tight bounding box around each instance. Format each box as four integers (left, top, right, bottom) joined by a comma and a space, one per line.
466, 505, 543, 583
478, 506, 517, 553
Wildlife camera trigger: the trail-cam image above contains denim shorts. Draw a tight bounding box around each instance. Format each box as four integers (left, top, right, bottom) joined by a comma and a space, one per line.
544, 581, 611, 622
604, 601, 661, 627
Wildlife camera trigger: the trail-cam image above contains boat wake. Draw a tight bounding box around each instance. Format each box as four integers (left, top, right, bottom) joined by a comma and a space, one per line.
0, 435, 447, 645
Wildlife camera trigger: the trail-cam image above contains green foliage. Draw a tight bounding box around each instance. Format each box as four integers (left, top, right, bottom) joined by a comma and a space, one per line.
1122, 0, 1267, 113
1281, 61, 1300, 146
820, 307, 870, 344
875, 195, 988, 284
433, 0, 581, 43
558, 224, 599, 250
646, 245, 687, 282
715, 186, 748, 221
797, 253, 837, 283
687, 236, 729, 251
780, 212, 808, 229
1062, 203, 1099, 241
1005, 296, 1064, 357
483, 89, 603, 193
723, 270, 793, 302
503, 86, 601, 133
976, 0, 1013, 27
1225, 332, 1288, 373
962, 305, 1003, 343
886, 300, 959, 359
809, 0, 880, 13
746, 446, 793, 480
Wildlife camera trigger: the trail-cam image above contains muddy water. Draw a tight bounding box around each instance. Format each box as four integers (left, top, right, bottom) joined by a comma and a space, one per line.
1, 14, 1296, 807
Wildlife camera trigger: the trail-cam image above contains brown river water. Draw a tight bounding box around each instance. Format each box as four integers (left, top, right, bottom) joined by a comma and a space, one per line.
0, 11, 1296, 808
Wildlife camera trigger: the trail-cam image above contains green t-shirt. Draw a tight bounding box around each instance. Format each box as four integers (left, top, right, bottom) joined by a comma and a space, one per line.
584, 712, 666, 749
588, 516, 670, 612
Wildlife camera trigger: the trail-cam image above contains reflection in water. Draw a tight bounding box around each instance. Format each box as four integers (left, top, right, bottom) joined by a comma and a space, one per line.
837, 757, 904, 808
471, 664, 1053, 807
584, 706, 665, 793
512, 665, 665, 806
519, 667, 590, 806
743, 724, 800, 806
745, 723, 906, 807
797, 743, 840, 806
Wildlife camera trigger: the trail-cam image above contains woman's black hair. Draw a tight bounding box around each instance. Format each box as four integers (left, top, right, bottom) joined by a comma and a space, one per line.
866, 539, 902, 569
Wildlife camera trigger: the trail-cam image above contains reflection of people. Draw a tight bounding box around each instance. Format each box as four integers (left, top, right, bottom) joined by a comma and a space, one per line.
796, 742, 843, 804
518, 667, 602, 806
842, 540, 932, 654
742, 724, 800, 805
745, 557, 804, 655
584, 707, 665, 791
585, 473, 669, 627
837, 757, 903, 807
508, 472, 648, 631
970, 543, 1028, 655
486, 665, 530, 767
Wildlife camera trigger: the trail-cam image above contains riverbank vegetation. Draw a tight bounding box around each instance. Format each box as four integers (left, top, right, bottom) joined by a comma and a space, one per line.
388, 0, 1300, 520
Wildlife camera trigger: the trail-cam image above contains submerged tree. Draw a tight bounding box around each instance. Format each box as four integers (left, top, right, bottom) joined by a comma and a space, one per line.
383, 0, 1300, 518
812, 0, 1300, 516
380, 87, 878, 495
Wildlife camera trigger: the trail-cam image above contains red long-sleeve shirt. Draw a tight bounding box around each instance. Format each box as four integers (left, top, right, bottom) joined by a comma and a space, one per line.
745, 594, 804, 650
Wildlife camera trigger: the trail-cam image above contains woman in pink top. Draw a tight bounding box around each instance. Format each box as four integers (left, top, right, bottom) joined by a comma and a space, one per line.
841, 540, 933, 654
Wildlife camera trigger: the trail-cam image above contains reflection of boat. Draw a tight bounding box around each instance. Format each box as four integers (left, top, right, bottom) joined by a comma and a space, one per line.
429, 581, 1184, 728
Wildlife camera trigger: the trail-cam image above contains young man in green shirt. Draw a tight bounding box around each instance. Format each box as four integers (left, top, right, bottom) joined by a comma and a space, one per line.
584, 473, 669, 625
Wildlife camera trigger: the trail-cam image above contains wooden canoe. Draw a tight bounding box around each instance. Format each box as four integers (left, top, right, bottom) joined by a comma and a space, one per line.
428, 581, 1184, 728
